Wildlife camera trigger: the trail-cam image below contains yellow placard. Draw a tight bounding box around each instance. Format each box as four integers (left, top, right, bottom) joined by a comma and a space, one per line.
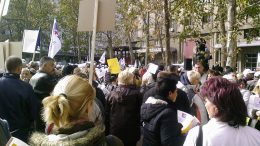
107, 58, 121, 74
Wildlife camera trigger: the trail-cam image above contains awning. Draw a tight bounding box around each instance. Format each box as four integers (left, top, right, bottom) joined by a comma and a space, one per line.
214, 40, 260, 49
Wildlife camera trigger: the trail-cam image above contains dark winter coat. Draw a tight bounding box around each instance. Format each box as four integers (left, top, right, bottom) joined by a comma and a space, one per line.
29, 71, 57, 131
140, 82, 156, 98
106, 85, 142, 146
0, 73, 38, 142
141, 95, 185, 146
30, 71, 57, 101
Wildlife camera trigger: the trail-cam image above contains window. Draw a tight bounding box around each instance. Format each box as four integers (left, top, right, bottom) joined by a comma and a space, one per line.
244, 28, 260, 39
245, 53, 257, 71
202, 15, 211, 23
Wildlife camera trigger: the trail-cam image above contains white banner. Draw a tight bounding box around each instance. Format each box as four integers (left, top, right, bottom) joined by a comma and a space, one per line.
22, 30, 39, 53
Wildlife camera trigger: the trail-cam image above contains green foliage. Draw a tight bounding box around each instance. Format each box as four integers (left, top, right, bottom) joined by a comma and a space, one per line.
0, 0, 56, 42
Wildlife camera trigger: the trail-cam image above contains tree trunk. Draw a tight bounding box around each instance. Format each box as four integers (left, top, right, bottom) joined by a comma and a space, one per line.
127, 32, 134, 64
145, 12, 150, 66
106, 31, 114, 59
159, 28, 165, 63
217, 0, 227, 67
164, 0, 171, 66
226, 0, 237, 69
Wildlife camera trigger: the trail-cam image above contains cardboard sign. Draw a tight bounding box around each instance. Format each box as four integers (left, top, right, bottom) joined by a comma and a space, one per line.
77, 0, 116, 31
107, 58, 120, 74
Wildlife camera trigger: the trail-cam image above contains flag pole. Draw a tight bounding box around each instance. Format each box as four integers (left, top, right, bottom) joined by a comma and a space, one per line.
32, 50, 36, 61
88, 0, 99, 85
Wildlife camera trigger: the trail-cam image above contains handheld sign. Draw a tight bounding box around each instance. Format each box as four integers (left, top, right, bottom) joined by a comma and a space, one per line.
107, 58, 121, 74
147, 63, 158, 74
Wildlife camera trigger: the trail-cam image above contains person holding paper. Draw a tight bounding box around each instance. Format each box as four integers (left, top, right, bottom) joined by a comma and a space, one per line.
141, 72, 185, 146
183, 77, 260, 146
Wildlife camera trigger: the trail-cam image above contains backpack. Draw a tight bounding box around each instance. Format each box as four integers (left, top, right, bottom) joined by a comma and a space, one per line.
0, 118, 11, 145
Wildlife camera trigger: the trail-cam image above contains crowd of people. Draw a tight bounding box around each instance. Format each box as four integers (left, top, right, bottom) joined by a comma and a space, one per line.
1, 55, 260, 146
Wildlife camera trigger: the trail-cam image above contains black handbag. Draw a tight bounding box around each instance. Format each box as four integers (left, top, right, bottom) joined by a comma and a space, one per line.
196, 126, 203, 146
0, 118, 11, 146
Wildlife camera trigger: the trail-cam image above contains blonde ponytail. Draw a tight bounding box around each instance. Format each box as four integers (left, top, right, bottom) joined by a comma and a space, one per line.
42, 94, 70, 127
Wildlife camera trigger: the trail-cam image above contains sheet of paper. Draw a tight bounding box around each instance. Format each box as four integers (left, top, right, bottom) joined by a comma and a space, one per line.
147, 63, 158, 74
6, 137, 29, 146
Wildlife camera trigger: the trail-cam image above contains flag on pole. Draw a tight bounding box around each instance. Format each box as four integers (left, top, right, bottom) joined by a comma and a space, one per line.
48, 19, 61, 58
36, 28, 41, 51
22, 30, 40, 53
99, 51, 106, 64
119, 58, 126, 70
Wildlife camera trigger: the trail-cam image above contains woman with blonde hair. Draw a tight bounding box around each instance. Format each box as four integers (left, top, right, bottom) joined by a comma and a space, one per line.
29, 75, 121, 146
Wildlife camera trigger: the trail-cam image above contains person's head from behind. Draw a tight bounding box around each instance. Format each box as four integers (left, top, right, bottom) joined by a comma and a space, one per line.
208, 69, 222, 79
224, 66, 234, 75
187, 70, 201, 85
156, 71, 178, 102
117, 68, 135, 85
5, 56, 23, 74
167, 65, 178, 75
200, 77, 247, 127
42, 75, 96, 127
29, 61, 39, 70
237, 78, 247, 89
73, 67, 81, 75
39, 56, 55, 75
62, 65, 75, 76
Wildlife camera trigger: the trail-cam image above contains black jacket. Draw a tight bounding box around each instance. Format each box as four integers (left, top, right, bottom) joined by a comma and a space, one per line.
140, 82, 156, 98
106, 85, 142, 146
29, 71, 57, 131
30, 71, 57, 101
141, 95, 184, 146
0, 73, 38, 142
